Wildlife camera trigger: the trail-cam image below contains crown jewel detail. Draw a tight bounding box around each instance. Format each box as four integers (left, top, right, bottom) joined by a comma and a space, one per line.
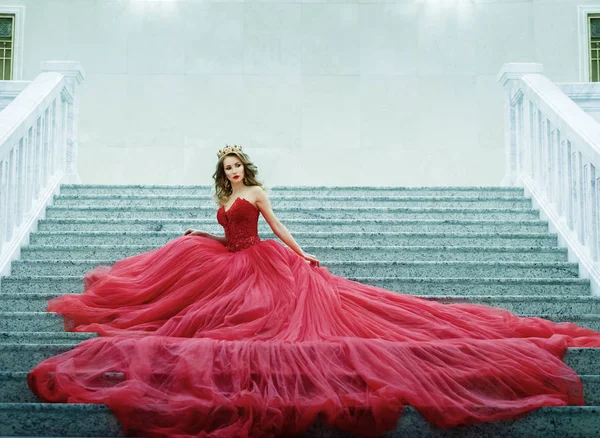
217, 144, 243, 159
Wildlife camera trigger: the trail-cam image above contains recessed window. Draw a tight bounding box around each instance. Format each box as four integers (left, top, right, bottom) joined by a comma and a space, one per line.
0, 15, 14, 80
589, 15, 600, 82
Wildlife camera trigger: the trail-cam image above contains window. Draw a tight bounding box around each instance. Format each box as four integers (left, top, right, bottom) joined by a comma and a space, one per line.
0, 15, 14, 80
578, 6, 600, 81
589, 15, 600, 82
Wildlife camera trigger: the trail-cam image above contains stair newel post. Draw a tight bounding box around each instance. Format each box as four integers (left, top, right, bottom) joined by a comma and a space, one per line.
497, 63, 544, 187
40, 61, 85, 185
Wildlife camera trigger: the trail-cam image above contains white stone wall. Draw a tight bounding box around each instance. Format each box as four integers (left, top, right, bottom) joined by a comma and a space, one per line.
0, 0, 587, 187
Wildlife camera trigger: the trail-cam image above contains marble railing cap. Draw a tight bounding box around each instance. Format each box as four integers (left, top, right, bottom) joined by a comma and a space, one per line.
40, 61, 85, 84
497, 63, 544, 87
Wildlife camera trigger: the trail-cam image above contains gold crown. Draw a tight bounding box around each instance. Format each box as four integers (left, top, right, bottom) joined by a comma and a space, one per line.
217, 144, 243, 159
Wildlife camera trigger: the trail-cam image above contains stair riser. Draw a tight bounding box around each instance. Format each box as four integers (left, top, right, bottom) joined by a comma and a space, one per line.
1, 374, 598, 405
52, 199, 532, 209
2, 405, 600, 438
0, 332, 97, 344
0, 377, 39, 403
315, 248, 567, 263
0, 315, 65, 333
2, 278, 590, 297
335, 264, 578, 279
2, 405, 599, 438
2, 295, 599, 315
563, 349, 600, 375
28, 234, 557, 247
432, 298, 600, 315
9, 261, 579, 279
391, 407, 600, 438
45, 209, 540, 221
19, 247, 568, 263
0, 345, 76, 370
37, 221, 550, 234
584, 378, 600, 405
0, 404, 124, 437
59, 186, 524, 197
362, 279, 591, 296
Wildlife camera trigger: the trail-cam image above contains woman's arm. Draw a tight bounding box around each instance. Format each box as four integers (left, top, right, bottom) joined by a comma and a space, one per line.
183, 229, 227, 245
253, 187, 320, 266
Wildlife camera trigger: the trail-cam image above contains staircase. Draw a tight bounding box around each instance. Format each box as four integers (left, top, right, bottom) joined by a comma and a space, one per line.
0, 184, 599, 437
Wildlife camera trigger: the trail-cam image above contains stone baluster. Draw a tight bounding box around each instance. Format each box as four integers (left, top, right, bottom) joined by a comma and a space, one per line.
41, 61, 83, 184
0, 61, 84, 278
498, 62, 600, 295
497, 63, 544, 186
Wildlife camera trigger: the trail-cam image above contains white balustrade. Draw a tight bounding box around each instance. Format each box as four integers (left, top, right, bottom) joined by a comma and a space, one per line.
0, 81, 30, 112
499, 63, 600, 295
0, 61, 84, 278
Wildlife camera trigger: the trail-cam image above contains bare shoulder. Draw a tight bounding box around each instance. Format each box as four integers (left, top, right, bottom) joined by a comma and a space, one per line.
248, 185, 267, 200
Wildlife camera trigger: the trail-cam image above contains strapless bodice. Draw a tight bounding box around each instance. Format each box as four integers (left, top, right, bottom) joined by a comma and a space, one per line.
216, 197, 261, 252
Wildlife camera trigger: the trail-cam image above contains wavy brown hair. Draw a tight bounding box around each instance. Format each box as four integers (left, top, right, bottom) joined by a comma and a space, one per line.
213, 151, 263, 205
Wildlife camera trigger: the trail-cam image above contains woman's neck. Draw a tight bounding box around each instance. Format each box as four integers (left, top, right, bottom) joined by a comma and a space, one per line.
230, 187, 245, 197
230, 182, 248, 195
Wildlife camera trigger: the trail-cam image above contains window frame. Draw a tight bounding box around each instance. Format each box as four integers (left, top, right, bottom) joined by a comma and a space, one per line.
578, 6, 600, 82
0, 6, 24, 80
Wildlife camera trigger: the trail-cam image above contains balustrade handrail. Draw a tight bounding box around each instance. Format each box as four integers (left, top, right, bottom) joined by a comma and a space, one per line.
0, 72, 65, 159
0, 61, 84, 279
517, 74, 600, 166
499, 63, 600, 295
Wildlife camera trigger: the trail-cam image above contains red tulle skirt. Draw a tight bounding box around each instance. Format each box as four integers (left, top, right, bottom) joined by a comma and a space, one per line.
27, 235, 600, 437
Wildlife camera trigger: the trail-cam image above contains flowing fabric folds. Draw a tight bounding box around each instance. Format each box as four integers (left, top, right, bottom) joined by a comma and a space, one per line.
27, 198, 600, 437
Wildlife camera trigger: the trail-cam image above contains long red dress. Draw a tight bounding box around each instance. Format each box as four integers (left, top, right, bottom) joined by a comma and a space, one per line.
28, 197, 600, 437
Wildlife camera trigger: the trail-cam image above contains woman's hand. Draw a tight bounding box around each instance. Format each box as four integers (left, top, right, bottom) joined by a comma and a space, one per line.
301, 252, 320, 267
183, 229, 205, 237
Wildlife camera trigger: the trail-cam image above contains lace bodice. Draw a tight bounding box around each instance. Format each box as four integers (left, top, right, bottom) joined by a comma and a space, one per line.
216, 197, 261, 252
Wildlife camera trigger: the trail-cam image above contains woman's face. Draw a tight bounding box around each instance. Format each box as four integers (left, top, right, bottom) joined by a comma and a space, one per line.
223, 155, 245, 184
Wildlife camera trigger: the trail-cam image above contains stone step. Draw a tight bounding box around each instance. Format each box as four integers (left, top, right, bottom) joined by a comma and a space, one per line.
388, 406, 600, 438
357, 277, 591, 296
532, 314, 600, 331
59, 184, 525, 198
52, 194, 532, 209
0, 343, 80, 370
8, 259, 579, 279
0, 313, 66, 333
19, 244, 568, 263
44, 206, 540, 221
9, 183, 592, 437
0, 331, 97, 344
0, 372, 40, 403
583, 375, 600, 405
1, 311, 599, 334
37, 218, 551, 234
561, 348, 600, 375
300, 260, 572, 279
1, 371, 598, 405
0, 403, 123, 437
1, 276, 590, 296
2, 292, 599, 314
28, 231, 557, 247
2, 403, 600, 438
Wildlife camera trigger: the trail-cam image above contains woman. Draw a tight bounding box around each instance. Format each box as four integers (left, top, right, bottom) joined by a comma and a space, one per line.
183, 145, 320, 267
28, 145, 600, 437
